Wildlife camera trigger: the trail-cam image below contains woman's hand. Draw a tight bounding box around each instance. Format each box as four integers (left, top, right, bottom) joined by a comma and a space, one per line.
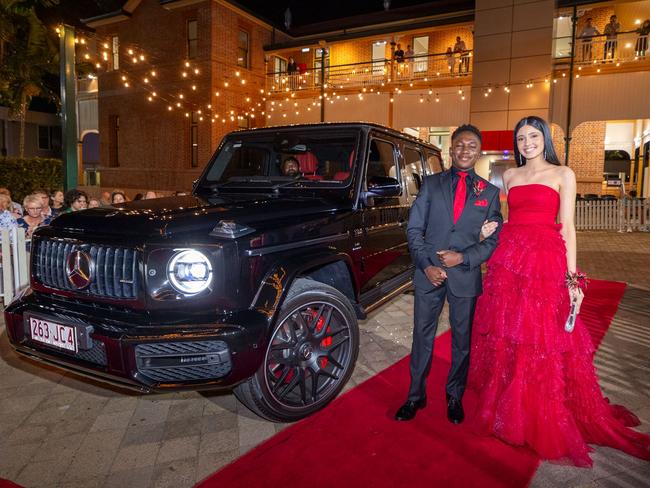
480, 220, 498, 240
569, 287, 584, 314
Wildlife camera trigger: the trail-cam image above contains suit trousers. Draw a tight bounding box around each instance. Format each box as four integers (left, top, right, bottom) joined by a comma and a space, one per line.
407, 281, 477, 402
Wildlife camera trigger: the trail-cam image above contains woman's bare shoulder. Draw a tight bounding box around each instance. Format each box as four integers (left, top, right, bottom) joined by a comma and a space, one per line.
502, 166, 520, 181
554, 164, 575, 181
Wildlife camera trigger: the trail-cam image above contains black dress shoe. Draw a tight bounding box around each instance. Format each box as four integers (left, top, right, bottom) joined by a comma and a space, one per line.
447, 396, 464, 424
394, 398, 427, 421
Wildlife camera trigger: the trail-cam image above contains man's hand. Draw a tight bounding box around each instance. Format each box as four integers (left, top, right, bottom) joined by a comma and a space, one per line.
437, 250, 464, 268
424, 265, 447, 286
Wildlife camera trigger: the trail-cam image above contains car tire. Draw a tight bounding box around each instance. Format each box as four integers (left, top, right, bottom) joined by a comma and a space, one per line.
234, 278, 359, 422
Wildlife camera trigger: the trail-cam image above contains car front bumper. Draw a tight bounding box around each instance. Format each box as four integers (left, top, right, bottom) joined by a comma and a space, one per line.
3, 291, 269, 392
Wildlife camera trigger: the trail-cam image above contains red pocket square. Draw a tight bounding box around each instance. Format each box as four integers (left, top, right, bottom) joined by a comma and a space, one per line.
474, 199, 488, 207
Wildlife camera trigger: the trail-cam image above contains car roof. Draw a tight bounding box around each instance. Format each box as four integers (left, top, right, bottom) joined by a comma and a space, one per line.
227, 122, 441, 153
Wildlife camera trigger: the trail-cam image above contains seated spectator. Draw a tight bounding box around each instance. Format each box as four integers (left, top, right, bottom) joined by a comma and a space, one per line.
144, 191, 157, 199
100, 191, 112, 206
111, 190, 127, 205
0, 193, 18, 231
16, 194, 51, 239
281, 157, 300, 177
0, 187, 23, 218
32, 189, 54, 219
133, 193, 144, 201
64, 189, 89, 212
88, 198, 100, 208
50, 190, 65, 214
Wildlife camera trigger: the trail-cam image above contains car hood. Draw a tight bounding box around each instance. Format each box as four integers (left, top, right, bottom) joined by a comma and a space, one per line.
49, 194, 349, 239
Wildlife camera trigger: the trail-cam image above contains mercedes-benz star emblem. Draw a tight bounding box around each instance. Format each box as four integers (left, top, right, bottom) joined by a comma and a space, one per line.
66, 250, 94, 289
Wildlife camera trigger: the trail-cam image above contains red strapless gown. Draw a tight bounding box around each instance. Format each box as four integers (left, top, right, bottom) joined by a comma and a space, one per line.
469, 184, 650, 467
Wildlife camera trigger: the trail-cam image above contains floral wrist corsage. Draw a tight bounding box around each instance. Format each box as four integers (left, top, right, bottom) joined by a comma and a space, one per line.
565, 270, 589, 291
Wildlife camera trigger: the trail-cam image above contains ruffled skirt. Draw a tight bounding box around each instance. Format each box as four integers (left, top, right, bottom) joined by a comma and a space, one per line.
469, 222, 650, 467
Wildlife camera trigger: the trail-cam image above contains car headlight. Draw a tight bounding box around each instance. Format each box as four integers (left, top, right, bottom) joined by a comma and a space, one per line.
167, 250, 213, 295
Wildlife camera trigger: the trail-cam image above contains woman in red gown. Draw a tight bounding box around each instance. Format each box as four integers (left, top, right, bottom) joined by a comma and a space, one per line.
469, 116, 650, 467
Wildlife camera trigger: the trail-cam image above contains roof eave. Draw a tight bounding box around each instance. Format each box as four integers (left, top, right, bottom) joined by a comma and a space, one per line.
264, 11, 475, 51
82, 9, 132, 28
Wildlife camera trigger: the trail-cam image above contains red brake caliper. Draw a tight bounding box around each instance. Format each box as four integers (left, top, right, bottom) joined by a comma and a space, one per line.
310, 308, 331, 368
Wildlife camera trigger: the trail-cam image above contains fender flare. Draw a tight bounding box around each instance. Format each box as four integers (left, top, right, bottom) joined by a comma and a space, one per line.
250, 250, 358, 332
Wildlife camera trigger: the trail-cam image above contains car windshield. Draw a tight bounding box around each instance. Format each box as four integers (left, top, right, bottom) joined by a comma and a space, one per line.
198, 129, 359, 190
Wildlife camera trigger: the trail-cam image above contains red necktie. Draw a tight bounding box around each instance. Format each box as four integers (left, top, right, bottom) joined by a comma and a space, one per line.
453, 172, 468, 224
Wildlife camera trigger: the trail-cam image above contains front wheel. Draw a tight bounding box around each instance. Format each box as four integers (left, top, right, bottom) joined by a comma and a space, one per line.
234, 278, 359, 422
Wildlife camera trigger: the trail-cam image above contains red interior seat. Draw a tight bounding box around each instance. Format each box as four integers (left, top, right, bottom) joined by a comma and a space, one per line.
333, 150, 356, 181
296, 153, 323, 180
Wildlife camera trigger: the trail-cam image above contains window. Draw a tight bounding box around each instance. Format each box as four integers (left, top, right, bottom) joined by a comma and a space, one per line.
425, 151, 443, 174
372, 41, 387, 77
37, 126, 60, 151
84, 169, 101, 186
273, 56, 287, 84
412, 36, 429, 73
237, 30, 249, 68
190, 111, 199, 167
187, 20, 198, 59
38, 126, 51, 150
237, 115, 250, 129
403, 147, 425, 200
314, 47, 329, 86
108, 115, 119, 167
429, 130, 450, 169
111, 36, 119, 70
367, 139, 397, 179
553, 15, 573, 58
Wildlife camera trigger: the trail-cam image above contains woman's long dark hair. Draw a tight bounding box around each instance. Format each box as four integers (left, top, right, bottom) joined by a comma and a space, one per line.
513, 116, 561, 167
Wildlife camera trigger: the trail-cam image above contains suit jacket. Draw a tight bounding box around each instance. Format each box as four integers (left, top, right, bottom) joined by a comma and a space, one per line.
407, 170, 503, 297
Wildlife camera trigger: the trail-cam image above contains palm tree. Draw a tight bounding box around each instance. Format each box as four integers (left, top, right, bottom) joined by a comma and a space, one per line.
0, 0, 59, 157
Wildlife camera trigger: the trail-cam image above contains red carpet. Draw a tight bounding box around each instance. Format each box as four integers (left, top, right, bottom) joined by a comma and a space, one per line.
196, 279, 626, 488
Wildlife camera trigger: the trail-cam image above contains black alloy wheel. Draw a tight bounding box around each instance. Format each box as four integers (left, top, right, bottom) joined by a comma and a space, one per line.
234, 278, 359, 422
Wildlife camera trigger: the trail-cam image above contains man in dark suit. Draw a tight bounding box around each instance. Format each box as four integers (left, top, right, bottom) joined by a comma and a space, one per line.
395, 124, 502, 423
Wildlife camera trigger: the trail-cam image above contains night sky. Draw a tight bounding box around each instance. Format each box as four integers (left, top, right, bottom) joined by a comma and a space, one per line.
43, 0, 451, 31
235, 0, 447, 28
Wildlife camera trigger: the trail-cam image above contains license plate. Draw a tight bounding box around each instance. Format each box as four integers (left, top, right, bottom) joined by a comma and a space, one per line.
28, 316, 77, 353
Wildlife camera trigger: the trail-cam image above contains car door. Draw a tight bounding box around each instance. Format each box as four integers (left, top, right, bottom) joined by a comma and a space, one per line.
357, 135, 411, 294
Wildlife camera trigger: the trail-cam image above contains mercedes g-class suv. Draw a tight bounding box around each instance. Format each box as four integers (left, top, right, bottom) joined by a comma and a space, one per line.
4, 122, 443, 421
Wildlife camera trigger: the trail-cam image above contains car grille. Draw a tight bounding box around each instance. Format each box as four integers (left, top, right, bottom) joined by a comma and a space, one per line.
33, 238, 140, 299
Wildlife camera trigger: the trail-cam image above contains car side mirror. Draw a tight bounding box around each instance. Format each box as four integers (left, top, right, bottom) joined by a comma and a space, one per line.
361, 176, 401, 205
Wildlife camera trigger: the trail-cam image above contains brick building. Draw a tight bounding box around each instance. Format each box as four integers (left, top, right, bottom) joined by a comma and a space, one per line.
84, 0, 288, 192
83, 0, 650, 197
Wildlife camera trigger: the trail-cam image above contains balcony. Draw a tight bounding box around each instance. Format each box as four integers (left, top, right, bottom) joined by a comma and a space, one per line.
265, 50, 473, 96
554, 32, 650, 68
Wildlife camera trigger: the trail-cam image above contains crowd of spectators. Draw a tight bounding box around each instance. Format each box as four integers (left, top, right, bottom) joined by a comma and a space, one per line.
0, 186, 160, 246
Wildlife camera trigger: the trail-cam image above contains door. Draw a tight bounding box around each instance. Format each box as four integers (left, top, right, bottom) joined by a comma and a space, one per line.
314, 48, 330, 86
412, 36, 429, 75
372, 41, 387, 80
358, 137, 411, 294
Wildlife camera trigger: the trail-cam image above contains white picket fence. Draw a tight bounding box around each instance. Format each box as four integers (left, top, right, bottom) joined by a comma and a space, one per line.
0, 228, 29, 306
576, 199, 650, 232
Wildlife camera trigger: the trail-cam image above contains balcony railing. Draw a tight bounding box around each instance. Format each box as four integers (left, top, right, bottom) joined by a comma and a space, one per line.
554, 31, 649, 65
266, 50, 473, 94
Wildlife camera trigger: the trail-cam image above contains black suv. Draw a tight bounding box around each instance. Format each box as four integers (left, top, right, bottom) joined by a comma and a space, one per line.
4, 122, 442, 422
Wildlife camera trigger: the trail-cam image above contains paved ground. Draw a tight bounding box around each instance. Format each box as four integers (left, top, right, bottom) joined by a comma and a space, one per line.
0, 231, 648, 488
